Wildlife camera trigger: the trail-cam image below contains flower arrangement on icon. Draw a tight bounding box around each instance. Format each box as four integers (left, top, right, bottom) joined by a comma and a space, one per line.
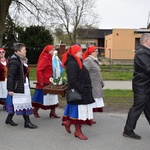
49, 75, 67, 85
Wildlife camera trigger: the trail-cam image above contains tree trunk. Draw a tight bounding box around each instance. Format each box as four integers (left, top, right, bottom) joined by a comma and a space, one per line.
0, 0, 12, 47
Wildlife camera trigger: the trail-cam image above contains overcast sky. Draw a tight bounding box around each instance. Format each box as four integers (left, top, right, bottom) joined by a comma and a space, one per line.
95, 0, 150, 29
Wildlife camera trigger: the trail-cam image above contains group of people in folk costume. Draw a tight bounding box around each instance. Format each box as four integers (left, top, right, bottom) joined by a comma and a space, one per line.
0, 43, 104, 140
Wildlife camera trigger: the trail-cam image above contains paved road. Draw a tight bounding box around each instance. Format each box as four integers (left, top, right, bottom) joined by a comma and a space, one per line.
0, 106, 150, 150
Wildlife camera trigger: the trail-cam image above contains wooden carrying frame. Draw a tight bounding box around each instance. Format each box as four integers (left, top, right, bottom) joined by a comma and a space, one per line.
30, 84, 67, 97
43, 84, 67, 97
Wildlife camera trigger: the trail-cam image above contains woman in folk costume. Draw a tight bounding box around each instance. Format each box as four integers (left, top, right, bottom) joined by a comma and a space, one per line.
0, 48, 8, 109
61, 44, 95, 140
5, 43, 37, 129
32, 45, 61, 118
83, 46, 105, 117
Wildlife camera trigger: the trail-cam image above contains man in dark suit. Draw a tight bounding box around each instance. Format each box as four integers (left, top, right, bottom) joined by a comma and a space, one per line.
123, 33, 150, 140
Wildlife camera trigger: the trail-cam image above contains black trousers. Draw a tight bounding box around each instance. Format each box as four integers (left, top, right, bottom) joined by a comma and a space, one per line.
124, 94, 150, 131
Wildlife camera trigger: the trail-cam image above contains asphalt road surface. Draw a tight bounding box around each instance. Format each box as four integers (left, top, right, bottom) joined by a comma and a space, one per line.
0, 106, 149, 150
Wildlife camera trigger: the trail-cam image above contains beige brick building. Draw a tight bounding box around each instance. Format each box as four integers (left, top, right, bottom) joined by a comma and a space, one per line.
77, 28, 150, 64
105, 29, 150, 64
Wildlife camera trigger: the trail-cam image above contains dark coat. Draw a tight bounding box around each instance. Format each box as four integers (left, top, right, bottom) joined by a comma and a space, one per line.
7, 54, 28, 93
66, 55, 95, 105
133, 45, 150, 95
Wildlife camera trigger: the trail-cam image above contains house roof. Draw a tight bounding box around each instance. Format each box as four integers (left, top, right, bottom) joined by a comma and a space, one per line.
134, 28, 150, 33
77, 29, 112, 39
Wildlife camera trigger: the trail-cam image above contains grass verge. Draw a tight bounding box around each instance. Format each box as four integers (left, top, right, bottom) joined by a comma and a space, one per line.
104, 89, 133, 113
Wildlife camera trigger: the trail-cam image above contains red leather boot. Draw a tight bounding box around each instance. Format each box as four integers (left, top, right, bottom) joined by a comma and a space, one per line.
74, 125, 88, 140
33, 107, 40, 118
49, 108, 61, 118
62, 120, 71, 133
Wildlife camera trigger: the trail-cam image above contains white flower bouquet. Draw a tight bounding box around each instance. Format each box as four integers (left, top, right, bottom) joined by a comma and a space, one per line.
49, 75, 67, 86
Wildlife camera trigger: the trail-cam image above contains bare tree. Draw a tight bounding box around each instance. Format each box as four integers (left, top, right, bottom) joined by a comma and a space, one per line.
0, 0, 100, 47
47, 0, 100, 44
0, 0, 12, 47
0, 0, 47, 47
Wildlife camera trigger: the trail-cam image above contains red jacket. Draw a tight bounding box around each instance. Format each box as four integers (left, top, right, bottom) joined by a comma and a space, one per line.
36, 53, 53, 88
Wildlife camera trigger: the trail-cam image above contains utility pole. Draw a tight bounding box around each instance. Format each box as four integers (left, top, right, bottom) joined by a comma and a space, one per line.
147, 11, 150, 28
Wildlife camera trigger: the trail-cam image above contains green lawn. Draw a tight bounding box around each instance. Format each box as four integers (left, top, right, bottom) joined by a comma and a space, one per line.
101, 65, 133, 80
102, 72, 132, 80
29, 67, 36, 80
104, 89, 133, 112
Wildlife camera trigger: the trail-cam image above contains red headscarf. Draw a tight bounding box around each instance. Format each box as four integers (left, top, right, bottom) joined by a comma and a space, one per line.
82, 46, 97, 60
0, 48, 4, 51
61, 44, 82, 69
37, 45, 54, 64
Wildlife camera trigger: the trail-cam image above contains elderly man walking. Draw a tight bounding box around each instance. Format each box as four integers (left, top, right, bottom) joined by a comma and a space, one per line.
123, 33, 150, 140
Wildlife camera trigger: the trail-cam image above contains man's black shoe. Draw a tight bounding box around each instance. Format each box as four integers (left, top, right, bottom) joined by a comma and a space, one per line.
123, 130, 141, 140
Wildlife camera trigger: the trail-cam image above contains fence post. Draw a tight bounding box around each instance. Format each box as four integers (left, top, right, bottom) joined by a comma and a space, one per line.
108, 48, 111, 71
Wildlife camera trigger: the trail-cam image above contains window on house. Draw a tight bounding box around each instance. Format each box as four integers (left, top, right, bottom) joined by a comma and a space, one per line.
135, 38, 140, 50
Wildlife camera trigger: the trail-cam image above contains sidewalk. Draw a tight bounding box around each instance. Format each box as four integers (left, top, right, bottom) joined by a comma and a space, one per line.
103, 80, 132, 90
30, 80, 132, 90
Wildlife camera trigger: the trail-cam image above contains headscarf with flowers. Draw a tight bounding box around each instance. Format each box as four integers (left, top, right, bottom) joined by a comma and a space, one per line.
61, 44, 82, 69
82, 46, 97, 60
